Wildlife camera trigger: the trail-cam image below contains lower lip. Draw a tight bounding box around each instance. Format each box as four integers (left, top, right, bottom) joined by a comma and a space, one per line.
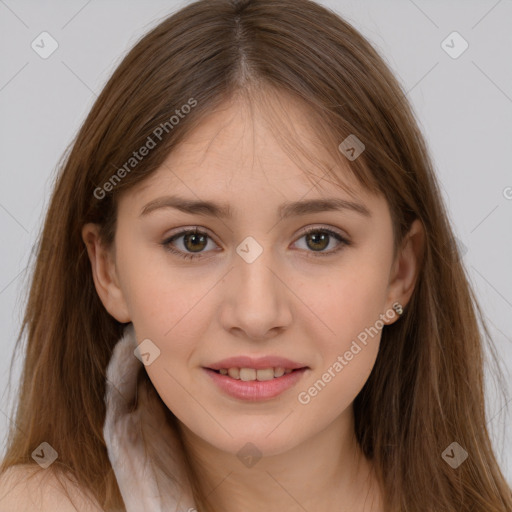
203, 368, 308, 401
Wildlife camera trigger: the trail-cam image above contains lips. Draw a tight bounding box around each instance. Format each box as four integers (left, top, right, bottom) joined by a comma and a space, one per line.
203, 356, 309, 400
203, 366, 309, 401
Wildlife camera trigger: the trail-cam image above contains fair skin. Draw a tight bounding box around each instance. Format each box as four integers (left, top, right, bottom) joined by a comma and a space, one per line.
0, 465, 103, 511
82, 92, 424, 511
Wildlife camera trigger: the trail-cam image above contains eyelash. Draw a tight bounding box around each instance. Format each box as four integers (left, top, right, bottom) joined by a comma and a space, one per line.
161, 226, 351, 261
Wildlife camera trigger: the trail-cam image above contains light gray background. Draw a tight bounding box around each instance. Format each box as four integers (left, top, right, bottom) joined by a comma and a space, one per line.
1, 0, 511, 485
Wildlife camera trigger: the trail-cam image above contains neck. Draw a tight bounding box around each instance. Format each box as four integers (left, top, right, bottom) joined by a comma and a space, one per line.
176, 406, 383, 512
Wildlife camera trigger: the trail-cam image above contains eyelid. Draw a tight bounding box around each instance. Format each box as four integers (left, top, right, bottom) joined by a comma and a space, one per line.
292, 225, 351, 257
296, 224, 349, 240
164, 224, 349, 243
164, 226, 219, 247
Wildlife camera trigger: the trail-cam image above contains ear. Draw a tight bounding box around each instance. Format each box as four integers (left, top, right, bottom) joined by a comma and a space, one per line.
384, 219, 425, 324
81, 223, 131, 323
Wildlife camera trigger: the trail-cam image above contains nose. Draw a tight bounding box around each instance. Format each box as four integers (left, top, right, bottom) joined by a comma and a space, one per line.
218, 244, 293, 341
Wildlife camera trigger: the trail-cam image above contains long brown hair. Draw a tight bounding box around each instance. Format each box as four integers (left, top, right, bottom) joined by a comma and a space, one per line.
1, 0, 511, 510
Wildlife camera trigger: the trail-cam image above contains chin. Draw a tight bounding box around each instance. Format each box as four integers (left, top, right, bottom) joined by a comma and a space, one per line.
190, 421, 305, 459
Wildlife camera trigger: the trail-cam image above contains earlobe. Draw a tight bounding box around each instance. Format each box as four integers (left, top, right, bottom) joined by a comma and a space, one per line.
81, 223, 131, 323
384, 219, 425, 323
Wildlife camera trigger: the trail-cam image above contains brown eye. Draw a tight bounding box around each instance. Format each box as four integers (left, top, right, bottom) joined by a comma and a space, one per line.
305, 231, 330, 251
162, 228, 216, 260
162, 226, 350, 261
183, 232, 208, 252
293, 227, 350, 257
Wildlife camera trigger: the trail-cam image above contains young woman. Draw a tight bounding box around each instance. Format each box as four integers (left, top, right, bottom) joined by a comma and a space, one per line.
1, 0, 511, 511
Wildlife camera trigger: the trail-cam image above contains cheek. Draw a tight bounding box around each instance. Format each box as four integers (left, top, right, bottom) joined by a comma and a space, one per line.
295, 339, 379, 439
301, 255, 390, 348
295, 267, 387, 420
117, 239, 216, 336
301, 276, 383, 396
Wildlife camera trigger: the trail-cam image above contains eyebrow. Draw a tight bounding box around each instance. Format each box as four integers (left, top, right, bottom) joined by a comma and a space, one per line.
139, 195, 371, 219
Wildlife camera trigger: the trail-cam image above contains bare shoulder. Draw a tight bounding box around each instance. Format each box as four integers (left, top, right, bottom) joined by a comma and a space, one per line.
0, 464, 104, 512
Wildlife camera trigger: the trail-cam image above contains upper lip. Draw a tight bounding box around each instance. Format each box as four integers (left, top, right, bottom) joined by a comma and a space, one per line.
206, 356, 308, 371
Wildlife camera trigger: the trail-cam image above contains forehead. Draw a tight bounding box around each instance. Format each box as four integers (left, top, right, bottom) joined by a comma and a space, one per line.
128, 91, 374, 208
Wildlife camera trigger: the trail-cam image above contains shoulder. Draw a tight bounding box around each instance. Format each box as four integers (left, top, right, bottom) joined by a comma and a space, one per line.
0, 464, 104, 512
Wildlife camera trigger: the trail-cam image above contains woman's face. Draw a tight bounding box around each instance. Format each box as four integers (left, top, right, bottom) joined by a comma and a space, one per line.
95, 94, 417, 458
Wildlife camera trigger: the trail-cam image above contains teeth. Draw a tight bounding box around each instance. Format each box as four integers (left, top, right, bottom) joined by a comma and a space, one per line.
240, 368, 257, 381
227, 368, 240, 379
274, 367, 285, 377
255, 368, 274, 381
217, 367, 297, 381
